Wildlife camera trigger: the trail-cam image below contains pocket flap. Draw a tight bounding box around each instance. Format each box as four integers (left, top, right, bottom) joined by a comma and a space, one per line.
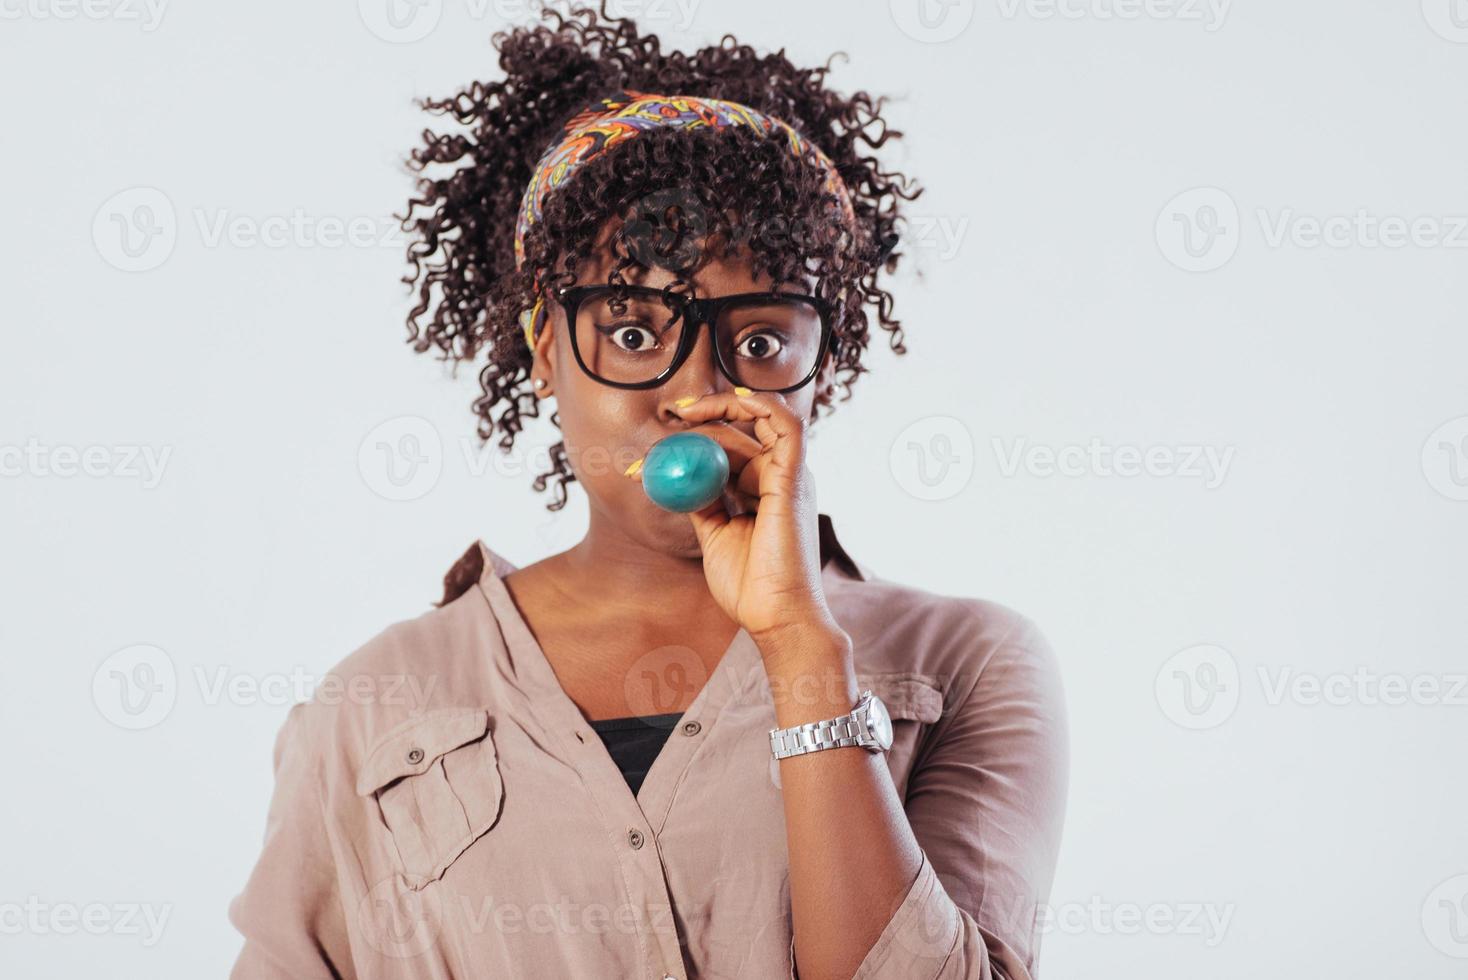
355, 708, 491, 797
857, 672, 944, 724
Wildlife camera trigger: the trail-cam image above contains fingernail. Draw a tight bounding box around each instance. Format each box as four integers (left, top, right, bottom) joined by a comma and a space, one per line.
624, 458, 644, 478
733, 386, 753, 396
674, 395, 699, 408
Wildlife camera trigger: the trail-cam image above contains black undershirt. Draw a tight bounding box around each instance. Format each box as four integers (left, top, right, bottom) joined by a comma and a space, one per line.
580, 514, 861, 796
586, 712, 684, 796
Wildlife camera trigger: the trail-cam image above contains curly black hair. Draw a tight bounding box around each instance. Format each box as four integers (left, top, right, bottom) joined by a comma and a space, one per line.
397, 0, 921, 511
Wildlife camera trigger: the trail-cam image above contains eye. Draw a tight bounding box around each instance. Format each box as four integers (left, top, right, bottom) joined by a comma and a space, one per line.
734, 330, 785, 360
599, 322, 664, 354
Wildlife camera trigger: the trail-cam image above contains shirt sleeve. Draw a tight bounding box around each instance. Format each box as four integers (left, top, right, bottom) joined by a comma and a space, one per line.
801, 611, 1070, 980
228, 702, 354, 979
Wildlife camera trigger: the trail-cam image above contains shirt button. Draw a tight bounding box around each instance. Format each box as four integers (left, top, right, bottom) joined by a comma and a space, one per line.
627, 828, 645, 849
405, 747, 424, 764
680, 720, 701, 736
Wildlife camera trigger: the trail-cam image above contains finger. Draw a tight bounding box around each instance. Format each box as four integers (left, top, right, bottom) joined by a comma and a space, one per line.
677, 421, 769, 500
671, 392, 807, 475
680, 421, 763, 473
686, 495, 730, 540
686, 492, 757, 550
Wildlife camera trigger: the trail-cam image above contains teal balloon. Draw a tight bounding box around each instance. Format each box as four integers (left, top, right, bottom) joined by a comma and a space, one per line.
641, 432, 730, 513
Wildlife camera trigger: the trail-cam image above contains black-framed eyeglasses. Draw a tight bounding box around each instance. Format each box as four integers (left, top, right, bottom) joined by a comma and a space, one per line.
551, 284, 835, 393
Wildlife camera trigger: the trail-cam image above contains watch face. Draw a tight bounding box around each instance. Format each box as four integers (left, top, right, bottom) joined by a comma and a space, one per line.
865, 694, 894, 751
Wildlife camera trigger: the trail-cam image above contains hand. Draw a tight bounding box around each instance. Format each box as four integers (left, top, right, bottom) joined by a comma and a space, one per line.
655, 390, 840, 648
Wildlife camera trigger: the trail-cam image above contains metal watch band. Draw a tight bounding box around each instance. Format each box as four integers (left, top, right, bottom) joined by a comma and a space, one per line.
768, 690, 878, 760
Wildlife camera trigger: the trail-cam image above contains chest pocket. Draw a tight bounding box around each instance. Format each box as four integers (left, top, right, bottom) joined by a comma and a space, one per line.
355, 707, 504, 891
856, 672, 944, 798
857, 672, 944, 724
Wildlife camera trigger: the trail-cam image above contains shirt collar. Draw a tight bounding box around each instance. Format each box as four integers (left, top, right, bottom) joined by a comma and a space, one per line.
439, 511, 866, 607
816, 512, 866, 582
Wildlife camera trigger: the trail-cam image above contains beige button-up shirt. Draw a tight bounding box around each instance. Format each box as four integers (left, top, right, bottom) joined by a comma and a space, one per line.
229, 515, 1068, 979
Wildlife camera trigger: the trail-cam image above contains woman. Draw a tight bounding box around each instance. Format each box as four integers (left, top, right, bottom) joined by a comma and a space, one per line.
229, 5, 1068, 978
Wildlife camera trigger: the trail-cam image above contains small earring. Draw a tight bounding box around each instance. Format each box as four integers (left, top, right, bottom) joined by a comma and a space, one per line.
533, 378, 547, 391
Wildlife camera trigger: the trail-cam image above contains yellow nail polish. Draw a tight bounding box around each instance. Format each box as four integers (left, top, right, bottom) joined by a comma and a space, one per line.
674, 395, 698, 408
624, 458, 644, 478
734, 386, 753, 396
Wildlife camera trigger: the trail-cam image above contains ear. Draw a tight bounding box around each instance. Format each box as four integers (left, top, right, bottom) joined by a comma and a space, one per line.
529, 315, 557, 398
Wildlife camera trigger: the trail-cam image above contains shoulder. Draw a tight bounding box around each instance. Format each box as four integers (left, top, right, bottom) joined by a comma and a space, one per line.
332, 587, 490, 680
833, 573, 1063, 707
275, 586, 498, 765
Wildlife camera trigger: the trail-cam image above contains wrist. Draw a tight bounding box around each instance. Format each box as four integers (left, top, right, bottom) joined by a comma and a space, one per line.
755, 624, 860, 729
752, 618, 851, 670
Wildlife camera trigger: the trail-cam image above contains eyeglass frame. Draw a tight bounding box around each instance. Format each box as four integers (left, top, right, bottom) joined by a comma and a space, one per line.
549, 283, 837, 393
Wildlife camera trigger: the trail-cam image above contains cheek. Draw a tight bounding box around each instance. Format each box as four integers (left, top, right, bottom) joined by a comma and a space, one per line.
555, 385, 651, 493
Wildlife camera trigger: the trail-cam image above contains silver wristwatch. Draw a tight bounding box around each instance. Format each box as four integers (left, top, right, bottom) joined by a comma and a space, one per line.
768, 689, 894, 760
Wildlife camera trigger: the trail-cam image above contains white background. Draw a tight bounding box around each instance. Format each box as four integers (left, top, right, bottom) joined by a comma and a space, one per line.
3, 0, 1466, 977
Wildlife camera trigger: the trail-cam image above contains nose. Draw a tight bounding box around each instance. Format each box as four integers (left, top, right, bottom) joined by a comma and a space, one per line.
655, 320, 737, 425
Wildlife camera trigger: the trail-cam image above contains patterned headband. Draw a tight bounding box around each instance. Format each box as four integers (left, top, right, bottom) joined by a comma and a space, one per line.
513, 89, 856, 350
